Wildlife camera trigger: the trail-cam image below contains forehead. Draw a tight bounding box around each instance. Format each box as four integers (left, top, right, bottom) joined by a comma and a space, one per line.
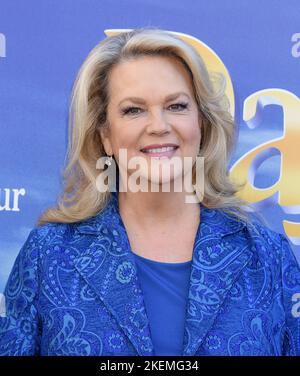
107, 55, 194, 102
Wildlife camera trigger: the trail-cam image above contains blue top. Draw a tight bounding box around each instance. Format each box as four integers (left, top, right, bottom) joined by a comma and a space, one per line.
132, 251, 192, 356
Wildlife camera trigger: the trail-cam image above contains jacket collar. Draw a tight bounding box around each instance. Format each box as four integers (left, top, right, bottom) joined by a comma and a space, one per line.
73, 192, 253, 356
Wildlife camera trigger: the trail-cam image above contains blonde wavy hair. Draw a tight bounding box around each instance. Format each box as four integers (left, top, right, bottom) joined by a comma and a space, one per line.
37, 27, 253, 226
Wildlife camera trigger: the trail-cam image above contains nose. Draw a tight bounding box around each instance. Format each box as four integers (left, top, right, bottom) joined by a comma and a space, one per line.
146, 109, 171, 135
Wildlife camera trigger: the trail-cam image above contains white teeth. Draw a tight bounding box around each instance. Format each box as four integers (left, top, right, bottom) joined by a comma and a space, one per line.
142, 146, 177, 153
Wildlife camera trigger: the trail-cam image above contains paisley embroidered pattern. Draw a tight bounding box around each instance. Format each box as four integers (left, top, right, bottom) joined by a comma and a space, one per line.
0, 192, 299, 356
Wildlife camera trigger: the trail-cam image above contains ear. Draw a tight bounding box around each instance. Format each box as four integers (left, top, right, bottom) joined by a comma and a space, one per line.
98, 126, 113, 156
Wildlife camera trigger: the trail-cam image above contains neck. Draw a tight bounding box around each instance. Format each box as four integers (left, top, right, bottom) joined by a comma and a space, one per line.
118, 189, 201, 230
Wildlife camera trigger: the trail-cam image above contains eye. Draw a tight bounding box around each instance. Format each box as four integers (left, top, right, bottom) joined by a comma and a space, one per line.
121, 106, 143, 116
168, 102, 189, 111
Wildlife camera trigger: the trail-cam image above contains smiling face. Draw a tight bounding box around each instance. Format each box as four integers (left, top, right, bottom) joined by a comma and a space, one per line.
100, 54, 202, 191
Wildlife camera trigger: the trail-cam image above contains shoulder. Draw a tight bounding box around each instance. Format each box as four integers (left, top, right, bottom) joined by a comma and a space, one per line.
231, 212, 299, 273
220, 210, 300, 299
26, 221, 75, 245
243, 215, 283, 249
210, 206, 283, 247
8, 220, 97, 284
214, 207, 292, 266
19, 219, 91, 261
18, 198, 115, 262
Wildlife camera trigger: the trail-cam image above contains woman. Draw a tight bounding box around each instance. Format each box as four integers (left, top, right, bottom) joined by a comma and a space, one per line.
0, 28, 299, 356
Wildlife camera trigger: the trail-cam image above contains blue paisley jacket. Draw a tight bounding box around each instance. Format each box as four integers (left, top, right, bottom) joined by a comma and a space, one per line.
0, 192, 300, 356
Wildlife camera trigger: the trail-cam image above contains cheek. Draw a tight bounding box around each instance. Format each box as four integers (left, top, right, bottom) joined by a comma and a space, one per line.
110, 127, 141, 154
181, 119, 201, 145
109, 126, 128, 147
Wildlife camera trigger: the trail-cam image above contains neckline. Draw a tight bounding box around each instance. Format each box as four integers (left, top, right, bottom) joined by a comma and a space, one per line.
132, 250, 192, 265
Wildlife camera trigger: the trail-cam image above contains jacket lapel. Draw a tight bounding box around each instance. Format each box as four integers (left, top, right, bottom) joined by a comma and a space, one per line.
73, 192, 155, 356
74, 192, 253, 356
182, 207, 253, 355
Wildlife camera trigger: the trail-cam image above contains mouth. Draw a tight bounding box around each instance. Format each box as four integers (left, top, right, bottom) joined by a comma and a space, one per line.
140, 145, 179, 158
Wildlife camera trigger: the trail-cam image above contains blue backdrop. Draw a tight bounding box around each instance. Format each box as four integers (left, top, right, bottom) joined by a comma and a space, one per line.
0, 0, 300, 293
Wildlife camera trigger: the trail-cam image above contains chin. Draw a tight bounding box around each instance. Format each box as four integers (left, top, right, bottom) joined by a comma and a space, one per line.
148, 174, 185, 190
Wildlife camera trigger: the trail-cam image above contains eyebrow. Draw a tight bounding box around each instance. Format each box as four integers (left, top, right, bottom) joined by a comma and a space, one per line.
118, 92, 191, 106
